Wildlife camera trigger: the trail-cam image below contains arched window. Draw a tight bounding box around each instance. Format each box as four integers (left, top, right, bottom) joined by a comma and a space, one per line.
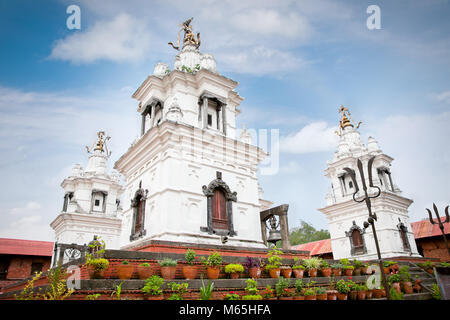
201, 171, 237, 236
345, 221, 367, 256
130, 186, 148, 241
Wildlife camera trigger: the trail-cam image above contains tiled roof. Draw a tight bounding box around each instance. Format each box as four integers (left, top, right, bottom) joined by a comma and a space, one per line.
291, 239, 332, 256
411, 217, 450, 239
0, 238, 54, 256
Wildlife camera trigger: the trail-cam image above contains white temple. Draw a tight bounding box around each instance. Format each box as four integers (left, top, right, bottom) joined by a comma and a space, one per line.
319, 106, 421, 259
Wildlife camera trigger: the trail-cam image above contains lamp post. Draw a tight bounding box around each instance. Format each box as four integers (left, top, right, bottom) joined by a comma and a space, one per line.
426, 203, 450, 256
344, 156, 390, 300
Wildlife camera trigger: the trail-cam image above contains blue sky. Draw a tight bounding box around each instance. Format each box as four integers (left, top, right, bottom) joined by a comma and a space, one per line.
0, 0, 449, 241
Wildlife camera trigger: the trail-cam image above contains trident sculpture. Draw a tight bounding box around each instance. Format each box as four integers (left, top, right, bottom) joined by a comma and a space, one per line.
426, 203, 450, 255
343, 156, 390, 300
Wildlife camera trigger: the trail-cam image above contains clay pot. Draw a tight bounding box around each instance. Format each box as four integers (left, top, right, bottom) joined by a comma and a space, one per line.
278, 296, 293, 300
182, 265, 198, 280
137, 265, 153, 280
229, 272, 240, 279
332, 268, 342, 276
307, 268, 318, 277
269, 268, 281, 279
381, 289, 386, 297
206, 266, 220, 279
327, 290, 338, 300
293, 295, 305, 300
413, 279, 422, 293
426, 268, 434, 275
293, 269, 304, 278
248, 267, 261, 279
87, 266, 105, 279
365, 290, 373, 300
344, 269, 353, 276
304, 295, 316, 300
349, 291, 358, 300
357, 290, 366, 300
361, 267, 368, 275
321, 268, 332, 277
317, 293, 328, 300
281, 267, 292, 278
391, 282, 401, 294
354, 268, 361, 276
372, 289, 383, 299
337, 293, 348, 300
117, 264, 135, 280
160, 266, 177, 280
384, 267, 391, 274
401, 281, 413, 294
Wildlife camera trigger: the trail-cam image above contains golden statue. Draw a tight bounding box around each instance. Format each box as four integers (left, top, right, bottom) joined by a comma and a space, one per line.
336, 105, 361, 136
168, 17, 200, 50
86, 131, 111, 156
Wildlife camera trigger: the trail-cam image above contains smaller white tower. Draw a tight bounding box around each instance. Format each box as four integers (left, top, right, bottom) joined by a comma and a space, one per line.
319, 106, 420, 260
50, 132, 124, 249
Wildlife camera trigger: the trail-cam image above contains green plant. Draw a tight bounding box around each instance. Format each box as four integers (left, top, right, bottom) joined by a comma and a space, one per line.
383, 260, 397, 268
431, 283, 441, 300
339, 258, 351, 265
352, 260, 364, 268
265, 246, 283, 271
167, 282, 189, 300
224, 263, 244, 274
185, 249, 197, 265
141, 275, 164, 296
245, 279, 259, 295
275, 276, 290, 297
241, 294, 263, 300
294, 279, 304, 294
292, 264, 305, 270
418, 260, 433, 269
320, 260, 329, 268
342, 265, 354, 270
224, 292, 240, 300
202, 251, 222, 267
261, 286, 274, 299
331, 263, 343, 269
389, 287, 404, 300
388, 274, 401, 284
139, 262, 150, 267
86, 236, 106, 260
14, 271, 42, 300
302, 257, 322, 270
41, 265, 74, 300
86, 293, 101, 300
158, 258, 177, 267
347, 280, 357, 291
438, 262, 450, 268
336, 279, 351, 294
199, 279, 214, 300
315, 287, 326, 294
86, 258, 109, 271
122, 260, 129, 265
398, 266, 411, 282
303, 288, 315, 296
111, 281, 124, 300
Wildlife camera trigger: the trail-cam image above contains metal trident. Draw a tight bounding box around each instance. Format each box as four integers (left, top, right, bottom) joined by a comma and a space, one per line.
343, 155, 390, 299
426, 203, 450, 255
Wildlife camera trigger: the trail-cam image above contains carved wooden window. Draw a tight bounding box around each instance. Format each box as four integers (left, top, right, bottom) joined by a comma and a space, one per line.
352, 229, 364, 254
212, 188, 227, 230
134, 198, 145, 235
130, 186, 148, 241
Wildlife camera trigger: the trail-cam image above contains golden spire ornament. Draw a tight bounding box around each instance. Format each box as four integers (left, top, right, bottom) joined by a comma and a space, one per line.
86, 131, 111, 157
336, 105, 362, 136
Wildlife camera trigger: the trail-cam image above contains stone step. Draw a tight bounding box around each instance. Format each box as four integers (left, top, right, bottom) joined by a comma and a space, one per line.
373, 292, 432, 300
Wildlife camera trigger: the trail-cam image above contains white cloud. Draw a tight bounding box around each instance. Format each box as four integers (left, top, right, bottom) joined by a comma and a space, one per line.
0, 215, 54, 241
9, 201, 41, 215
49, 13, 152, 64
280, 121, 339, 154
431, 90, 450, 104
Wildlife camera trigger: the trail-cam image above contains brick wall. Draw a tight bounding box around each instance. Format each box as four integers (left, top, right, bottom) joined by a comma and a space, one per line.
417, 238, 450, 261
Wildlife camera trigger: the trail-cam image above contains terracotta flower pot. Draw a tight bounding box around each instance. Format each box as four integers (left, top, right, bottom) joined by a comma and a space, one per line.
354, 268, 361, 276
293, 269, 304, 278
160, 266, 177, 280
321, 268, 332, 277
182, 265, 198, 280
391, 282, 401, 294
337, 293, 348, 300
384, 267, 391, 274
401, 281, 413, 294
357, 290, 366, 300
269, 268, 280, 279
117, 264, 135, 280
278, 296, 293, 300
349, 291, 358, 300
361, 267, 368, 275
307, 268, 318, 277
344, 269, 353, 276
372, 289, 383, 299
332, 268, 342, 277
206, 266, 220, 279
381, 289, 386, 297
413, 279, 422, 293
327, 290, 337, 300
317, 293, 327, 300
426, 268, 434, 275
304, 295, 316, 300
248, 267, 261, 279
293, 295, 305, 300
281, 268, 292, 278
229, 272, 240, 279
87, 266, 105, 279
365, 290, 373, 299
137, 266, 153, 280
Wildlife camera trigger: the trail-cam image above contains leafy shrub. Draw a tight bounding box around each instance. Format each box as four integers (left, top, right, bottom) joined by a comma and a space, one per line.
295, 279, 304, 294
245, 279, 259, 295
86, 258, 109, 271
158, 258, 177, 267
265, 246, 283, 271
141, 275, 164, 296
261, 286, 274, 299
275, 276, 290, 297
315, 287, 326, 294
302, 257, 322, 270
224, 292, 240, 300
224, 264, 244, 274
202, 251, 222, 267
431, 283, 441, 300
185, 249, 197, 265
241, 294, 263, 300
390, 288, 404, 300
139, 262, 150, 267
331, 263, 343, 269
167, 282, 189, 300
336, 279, 351, 294
303, 288, 315, 296
122, 260, 129, 265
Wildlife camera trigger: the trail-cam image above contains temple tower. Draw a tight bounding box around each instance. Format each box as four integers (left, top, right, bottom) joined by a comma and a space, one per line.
319, 106, 420, 260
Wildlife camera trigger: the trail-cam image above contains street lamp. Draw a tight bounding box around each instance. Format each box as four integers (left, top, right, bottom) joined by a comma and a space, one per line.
343, 156, 390, 300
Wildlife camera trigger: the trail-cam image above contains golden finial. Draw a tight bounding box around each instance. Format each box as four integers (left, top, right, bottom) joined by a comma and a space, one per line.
168, 17, 200, 51
86, 131, 111, 157
335, 105, 362, 136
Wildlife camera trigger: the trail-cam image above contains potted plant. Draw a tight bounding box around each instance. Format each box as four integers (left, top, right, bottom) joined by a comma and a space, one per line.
336, 279, 350, 300
224, 263, 244, 279
262, 285, 276, 300
413, 275, 422, 293
167, 282, 189, 300
383, 260, 397, 274
320, 260, 332, 277
275, 276, 292, 300
388, 274, 402, 293
86, 257, 109, 279
136, 262, 153, 280
280, 265, 292, 278
398, 266, 413, 294
347, 279, 358, 300
352, 259, 364, 276
315, 287, 327, 300
418, 260, 434, 274
343, 265, 354, 276
292, 257, 305, 278
265, 246, 283, 278
326, 277, 338, 300
361, 262, 370, 275
364, 284, 372, 299
116, 260, 135, 280
303, 288, 316, 300
303, 257, 321, 277
331, 263, 343, 276
202, 251, 222, 279
182, 249, 198, 280
293, 279, 304, 300
141, 275, 165, 300
244, 257, 262, 279
356, 284, 366, 300
224, 291, 240, 300
158, 258, 177, 280
241, 278, 262, 300
199, 278, 214, 300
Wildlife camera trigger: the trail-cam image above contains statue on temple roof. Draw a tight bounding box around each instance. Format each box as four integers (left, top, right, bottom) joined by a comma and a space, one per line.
168, 17, 201, 50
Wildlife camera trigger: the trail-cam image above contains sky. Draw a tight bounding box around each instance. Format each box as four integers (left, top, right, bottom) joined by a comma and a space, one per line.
0, 0, 449, 241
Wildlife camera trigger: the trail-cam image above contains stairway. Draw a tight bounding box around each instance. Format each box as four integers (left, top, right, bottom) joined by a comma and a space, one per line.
391, 261, 434, 300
